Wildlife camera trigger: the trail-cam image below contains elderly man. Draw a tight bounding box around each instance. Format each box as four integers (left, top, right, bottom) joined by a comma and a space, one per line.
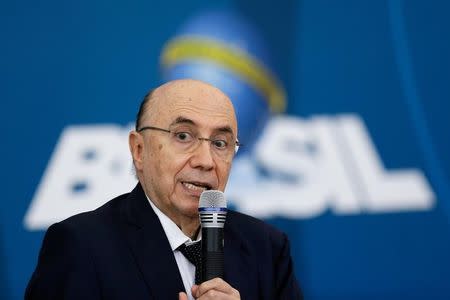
26, 79, 302, 300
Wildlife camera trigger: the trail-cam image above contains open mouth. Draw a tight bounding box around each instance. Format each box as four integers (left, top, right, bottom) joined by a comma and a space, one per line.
182, 181, 212, 192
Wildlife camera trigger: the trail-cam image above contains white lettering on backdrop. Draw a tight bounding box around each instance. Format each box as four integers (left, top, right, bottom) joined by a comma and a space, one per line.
24, 114, 435, 230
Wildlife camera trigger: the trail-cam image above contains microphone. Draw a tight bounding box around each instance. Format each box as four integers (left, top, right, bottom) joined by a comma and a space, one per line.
198, 190, 227, 283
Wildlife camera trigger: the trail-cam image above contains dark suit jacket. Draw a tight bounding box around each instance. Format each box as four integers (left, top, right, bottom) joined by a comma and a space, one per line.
26, 183, 302, 300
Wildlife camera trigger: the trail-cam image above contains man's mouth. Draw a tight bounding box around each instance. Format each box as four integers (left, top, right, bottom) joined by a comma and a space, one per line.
181, 181, 212, 192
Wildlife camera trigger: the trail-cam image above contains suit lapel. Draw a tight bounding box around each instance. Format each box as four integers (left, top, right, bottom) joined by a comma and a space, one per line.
121, 184, 185, 299
223, 213, 257, 299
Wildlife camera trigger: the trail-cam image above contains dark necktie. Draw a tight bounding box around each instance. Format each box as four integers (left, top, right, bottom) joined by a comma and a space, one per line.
178, 241, 202, 284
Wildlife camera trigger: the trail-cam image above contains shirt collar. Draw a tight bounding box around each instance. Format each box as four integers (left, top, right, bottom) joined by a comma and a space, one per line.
146, 194, 201, 251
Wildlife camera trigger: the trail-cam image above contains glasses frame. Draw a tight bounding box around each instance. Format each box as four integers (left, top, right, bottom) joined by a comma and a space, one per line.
137, 125, 241, 155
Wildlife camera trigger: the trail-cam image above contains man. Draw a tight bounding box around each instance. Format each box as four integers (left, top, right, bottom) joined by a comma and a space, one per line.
26, 79, 302, 299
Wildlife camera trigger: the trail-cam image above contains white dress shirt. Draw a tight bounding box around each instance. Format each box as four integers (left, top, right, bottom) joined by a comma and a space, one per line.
146, 195, 201, 300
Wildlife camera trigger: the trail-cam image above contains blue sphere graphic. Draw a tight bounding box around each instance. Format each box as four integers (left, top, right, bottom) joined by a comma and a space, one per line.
160, 10, 285, 153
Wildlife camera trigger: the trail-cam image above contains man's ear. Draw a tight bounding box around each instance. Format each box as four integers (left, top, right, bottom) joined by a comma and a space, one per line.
129, 131, 144, 171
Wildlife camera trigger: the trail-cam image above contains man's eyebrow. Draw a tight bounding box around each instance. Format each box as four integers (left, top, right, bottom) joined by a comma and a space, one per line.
169, 116, 235, 135
216, 126, 234, 135
170, 116, 196, 127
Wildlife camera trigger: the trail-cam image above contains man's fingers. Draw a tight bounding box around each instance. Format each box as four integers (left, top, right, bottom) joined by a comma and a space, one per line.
179, 292, 188, 300
196, 289, 229, 299
195, 278, 239, 298
191, 284, 199, 296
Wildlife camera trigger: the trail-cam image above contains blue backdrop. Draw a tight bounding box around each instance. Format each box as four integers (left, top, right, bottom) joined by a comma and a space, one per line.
2, 1, 450, 299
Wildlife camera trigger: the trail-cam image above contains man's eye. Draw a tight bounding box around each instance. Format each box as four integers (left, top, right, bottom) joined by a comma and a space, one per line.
175, 132, 193, 142
212, 140, 227, 149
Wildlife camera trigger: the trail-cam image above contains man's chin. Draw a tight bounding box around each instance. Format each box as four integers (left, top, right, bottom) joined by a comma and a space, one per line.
176, 198, 200, 218
183, 205, 200, 218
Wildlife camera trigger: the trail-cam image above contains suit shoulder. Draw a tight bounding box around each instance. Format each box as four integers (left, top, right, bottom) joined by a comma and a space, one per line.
55, 191, 130, 232
227, 210, 287, 241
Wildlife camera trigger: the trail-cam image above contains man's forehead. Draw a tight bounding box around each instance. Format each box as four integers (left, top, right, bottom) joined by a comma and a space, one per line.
149, 79, 237, 130
156, 81, 231, 109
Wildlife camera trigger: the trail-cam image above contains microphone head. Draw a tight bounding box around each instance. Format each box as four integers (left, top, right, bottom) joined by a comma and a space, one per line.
199, 190, 226, 209
199, 190, 227, 228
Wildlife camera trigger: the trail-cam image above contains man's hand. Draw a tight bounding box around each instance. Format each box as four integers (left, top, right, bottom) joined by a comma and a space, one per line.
178, 278, 240, 300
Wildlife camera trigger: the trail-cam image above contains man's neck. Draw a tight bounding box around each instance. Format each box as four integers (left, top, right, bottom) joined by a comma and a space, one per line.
176, 216, 200, 239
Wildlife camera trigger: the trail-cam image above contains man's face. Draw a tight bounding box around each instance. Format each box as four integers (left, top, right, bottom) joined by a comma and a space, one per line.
130, 79, 238, 223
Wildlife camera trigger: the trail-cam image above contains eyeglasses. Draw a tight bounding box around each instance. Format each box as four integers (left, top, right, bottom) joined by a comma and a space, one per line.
137, 125, 241, 159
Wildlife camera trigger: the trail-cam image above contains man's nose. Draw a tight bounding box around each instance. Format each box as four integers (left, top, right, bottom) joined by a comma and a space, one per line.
188, 139, 215, 170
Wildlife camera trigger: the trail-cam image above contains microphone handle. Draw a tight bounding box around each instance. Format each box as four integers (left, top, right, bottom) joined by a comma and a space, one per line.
201, 227, 224, 282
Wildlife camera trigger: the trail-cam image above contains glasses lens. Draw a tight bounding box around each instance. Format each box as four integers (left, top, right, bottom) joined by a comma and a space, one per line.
168, 129, 237, 159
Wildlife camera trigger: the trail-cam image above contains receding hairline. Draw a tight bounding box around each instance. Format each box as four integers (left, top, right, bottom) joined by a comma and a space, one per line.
135, 89, 156, 131
135, 79, 235, 131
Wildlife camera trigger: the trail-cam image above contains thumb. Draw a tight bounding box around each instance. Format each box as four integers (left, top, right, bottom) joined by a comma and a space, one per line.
179, 292, 188, 300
